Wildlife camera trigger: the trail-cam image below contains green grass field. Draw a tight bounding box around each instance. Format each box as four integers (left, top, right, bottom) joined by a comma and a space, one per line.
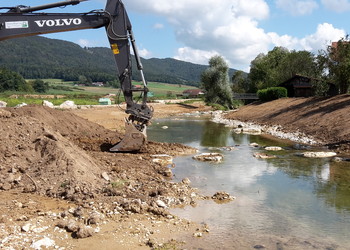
0, 79, 198, 107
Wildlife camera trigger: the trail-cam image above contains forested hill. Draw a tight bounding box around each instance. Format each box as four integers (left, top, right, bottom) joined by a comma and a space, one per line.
0, 36, 237, 86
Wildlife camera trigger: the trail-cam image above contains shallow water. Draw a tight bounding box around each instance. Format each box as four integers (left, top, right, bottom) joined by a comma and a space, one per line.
148, 115, 350, 249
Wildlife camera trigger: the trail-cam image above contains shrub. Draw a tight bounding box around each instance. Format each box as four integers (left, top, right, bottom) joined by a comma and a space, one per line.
257, 87, 287, 102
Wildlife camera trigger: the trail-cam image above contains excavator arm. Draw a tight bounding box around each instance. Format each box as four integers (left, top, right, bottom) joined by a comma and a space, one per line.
0, 0, 153, 152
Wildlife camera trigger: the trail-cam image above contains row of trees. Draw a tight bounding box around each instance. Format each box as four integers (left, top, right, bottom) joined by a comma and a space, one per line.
0, 67, 49, 93
232, 36, 350, 95
201, 36, 350, 109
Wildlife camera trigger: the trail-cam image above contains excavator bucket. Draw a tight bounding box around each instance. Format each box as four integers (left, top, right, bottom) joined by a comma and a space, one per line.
110, 118, 147, 152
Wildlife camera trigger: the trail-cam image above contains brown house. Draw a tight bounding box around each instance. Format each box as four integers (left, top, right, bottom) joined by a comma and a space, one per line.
279, 74, 338, 97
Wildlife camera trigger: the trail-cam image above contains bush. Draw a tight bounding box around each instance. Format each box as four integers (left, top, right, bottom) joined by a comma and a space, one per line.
257, 87, 287, 102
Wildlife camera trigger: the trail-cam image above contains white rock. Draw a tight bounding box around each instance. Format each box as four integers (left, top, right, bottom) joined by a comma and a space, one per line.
15, 103, 27, 108
42, 100, 54, 108
265, 146, 283, 151
59, 100, 77, 109
161, 126, 168, 129
21, 223, 31, 232
301, 151, 337, 158
0, 101, 7, 107
253, 152, 276, 159
101, 172, 110, 181
30, 237, 55, 249
156, 200, 166, 208
193, 153, 224, 162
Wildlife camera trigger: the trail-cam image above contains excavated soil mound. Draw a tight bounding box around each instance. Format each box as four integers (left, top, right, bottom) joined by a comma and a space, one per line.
0, 106, 197, 206
225, 94, 350, 153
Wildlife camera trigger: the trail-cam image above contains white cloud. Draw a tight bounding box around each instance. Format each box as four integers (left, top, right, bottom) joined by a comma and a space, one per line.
275, 0, 318, 16
138, 48, 152, 58
321, 0, 350, 12
124, 0, 346, 70
77, 39, 92, 47
299, 23, 345, 51
174, 47, 220, 66
153, 23, 164, 29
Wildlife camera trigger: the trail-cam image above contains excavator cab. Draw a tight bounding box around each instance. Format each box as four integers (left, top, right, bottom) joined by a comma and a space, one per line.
0, 0, 153, 152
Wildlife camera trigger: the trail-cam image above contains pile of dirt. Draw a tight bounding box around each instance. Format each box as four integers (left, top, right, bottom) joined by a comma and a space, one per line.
0, 105, 198, 205
225, 94, 350, 153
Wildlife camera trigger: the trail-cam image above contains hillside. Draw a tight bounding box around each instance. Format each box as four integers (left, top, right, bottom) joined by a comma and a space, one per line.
224, 95, 350, 154
0, 36, 237, 85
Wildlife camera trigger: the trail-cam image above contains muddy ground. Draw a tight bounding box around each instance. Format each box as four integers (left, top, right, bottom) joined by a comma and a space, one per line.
0, 102, 212, 249
1, 96, 350, 249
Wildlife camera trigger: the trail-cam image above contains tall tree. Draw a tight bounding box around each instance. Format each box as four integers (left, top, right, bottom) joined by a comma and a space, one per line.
318, 36, 350, 94
201, 55, 233, 109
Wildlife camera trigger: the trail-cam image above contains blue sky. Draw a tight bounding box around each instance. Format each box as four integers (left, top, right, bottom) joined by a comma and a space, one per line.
1, 0, 350, 71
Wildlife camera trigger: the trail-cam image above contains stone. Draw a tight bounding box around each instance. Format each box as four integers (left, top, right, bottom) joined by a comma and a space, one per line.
21, 223, 31, 232
101, 172, 110, 181
151, 154, 173, 166
0, 101, 7, 107
265, 146, 283, 151
59, 100, 77, 109
253, 152, 276, 159
301, 151, 337, 158
42, 100, 54, 108
193, 153, 224, 162
76, 225, 95, 238
30, 237, 55, 249
15, 103, 27, 108
156, 200, 167, 208
212, 191, 235, 201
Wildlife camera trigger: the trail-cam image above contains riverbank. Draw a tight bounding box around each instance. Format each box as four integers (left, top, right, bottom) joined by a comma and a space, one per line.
223, 95, 350, 155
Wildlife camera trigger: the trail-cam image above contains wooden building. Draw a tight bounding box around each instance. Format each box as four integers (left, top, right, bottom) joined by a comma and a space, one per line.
279, 74, 338, 97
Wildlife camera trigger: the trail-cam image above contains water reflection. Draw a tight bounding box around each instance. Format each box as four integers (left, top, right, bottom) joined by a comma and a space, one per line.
148, 116, 350, 248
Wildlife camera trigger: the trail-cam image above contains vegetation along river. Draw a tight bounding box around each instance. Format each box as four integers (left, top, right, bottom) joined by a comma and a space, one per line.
148, 113, 350, 249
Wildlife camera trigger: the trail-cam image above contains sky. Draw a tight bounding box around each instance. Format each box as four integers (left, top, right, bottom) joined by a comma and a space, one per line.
1, 0, 350, 72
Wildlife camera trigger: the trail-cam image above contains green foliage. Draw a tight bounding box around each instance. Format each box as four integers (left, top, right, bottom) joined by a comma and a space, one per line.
0, 67, 33, 92
249, 47, 320, 91
257, 87, 287, 102
201, 55, 234, 109
0, 36, 237, 86
318, 35, 350, 94
30, 79, 49, 93
231, 70, 251, 93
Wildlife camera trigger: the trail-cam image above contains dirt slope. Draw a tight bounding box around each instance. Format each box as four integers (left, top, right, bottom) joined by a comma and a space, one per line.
0, 104, 210, 249
225, 94, 350, 153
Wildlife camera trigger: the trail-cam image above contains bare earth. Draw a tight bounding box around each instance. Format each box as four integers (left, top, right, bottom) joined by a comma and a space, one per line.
1, 96, 349, 249
0, 102, 212, 249
225, 94, 350, 155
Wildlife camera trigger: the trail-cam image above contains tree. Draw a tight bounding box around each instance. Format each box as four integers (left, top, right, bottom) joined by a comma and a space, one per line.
249, 47, 319, 91
231, 70, 251, 93
201, 55, 233, 109
31, 79, 49, 93
318, 35, 350, 94
0, 68, 33, 92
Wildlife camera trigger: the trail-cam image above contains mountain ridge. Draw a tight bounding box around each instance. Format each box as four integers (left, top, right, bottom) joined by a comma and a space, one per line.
0, 36, 237, 86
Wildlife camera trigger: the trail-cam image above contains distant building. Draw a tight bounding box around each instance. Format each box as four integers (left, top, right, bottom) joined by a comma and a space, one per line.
92, 82, 104, 87
279, 74, 338, 97
182, 89, 204, 98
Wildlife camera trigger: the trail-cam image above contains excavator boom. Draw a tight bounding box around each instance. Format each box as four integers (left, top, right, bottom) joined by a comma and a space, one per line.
0, 0, 153, 152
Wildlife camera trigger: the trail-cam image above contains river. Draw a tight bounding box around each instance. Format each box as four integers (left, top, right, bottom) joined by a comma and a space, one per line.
148, 114, 350, 249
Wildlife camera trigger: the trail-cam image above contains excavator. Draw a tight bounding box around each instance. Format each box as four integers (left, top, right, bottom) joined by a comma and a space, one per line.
0, 0, 153, 152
